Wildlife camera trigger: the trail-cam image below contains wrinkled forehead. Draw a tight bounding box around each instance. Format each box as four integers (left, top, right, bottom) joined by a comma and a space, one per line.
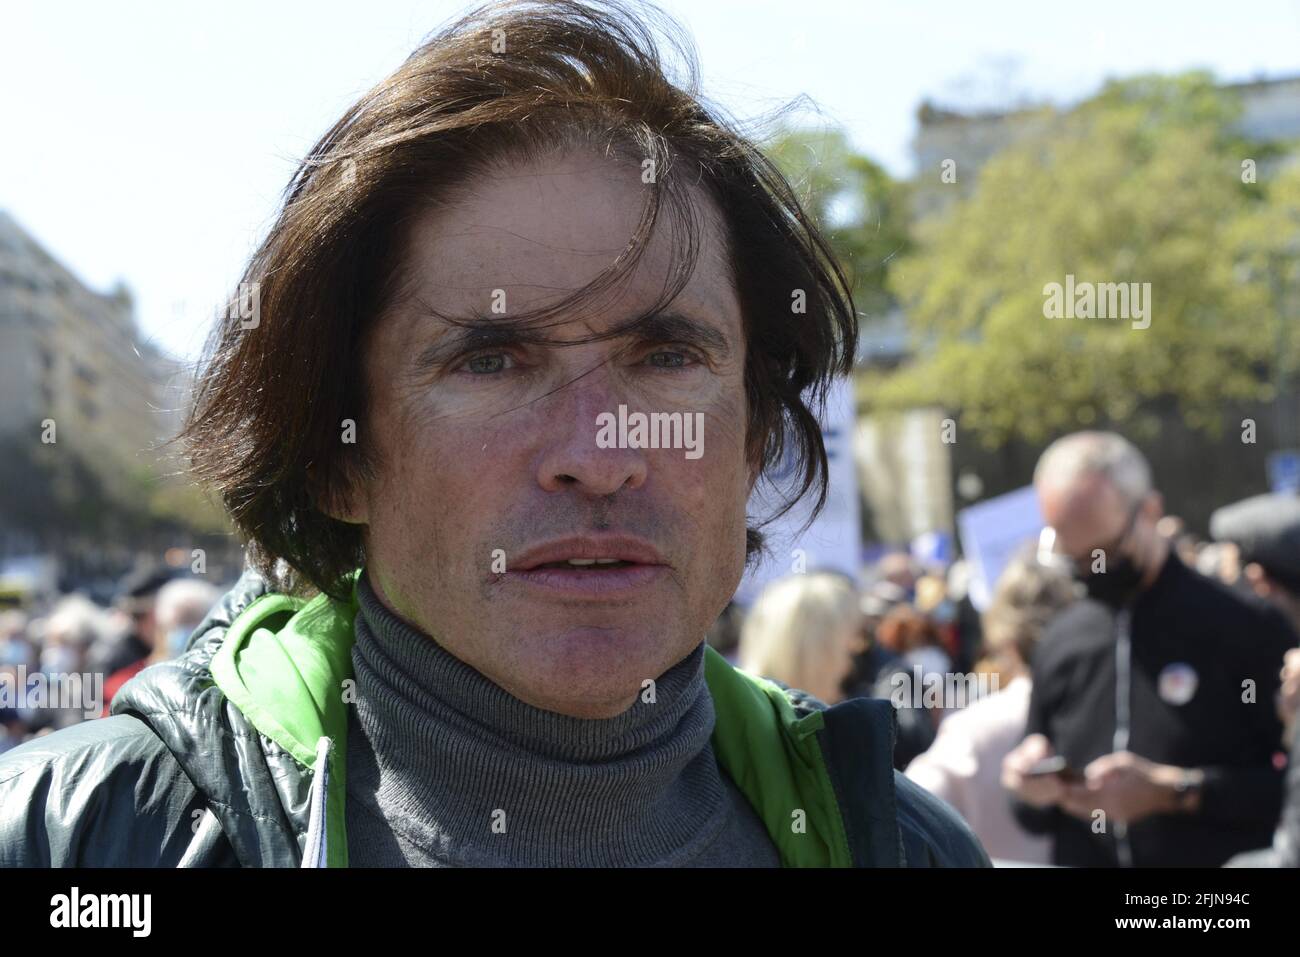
385, 147, 741, 340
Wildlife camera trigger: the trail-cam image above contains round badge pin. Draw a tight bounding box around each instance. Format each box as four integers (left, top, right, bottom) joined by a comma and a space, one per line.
1157, 662, 1198, 706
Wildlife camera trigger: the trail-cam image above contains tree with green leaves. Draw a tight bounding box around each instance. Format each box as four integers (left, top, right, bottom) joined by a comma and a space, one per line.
865, 72, 1300, 446
765, 127, 912, 324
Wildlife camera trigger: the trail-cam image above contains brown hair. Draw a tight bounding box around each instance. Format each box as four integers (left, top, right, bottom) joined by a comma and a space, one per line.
182, 0, 857, 601
875, 606, 940, 656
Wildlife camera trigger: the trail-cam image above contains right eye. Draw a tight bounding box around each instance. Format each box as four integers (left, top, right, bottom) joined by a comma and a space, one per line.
462, 353, 512, 374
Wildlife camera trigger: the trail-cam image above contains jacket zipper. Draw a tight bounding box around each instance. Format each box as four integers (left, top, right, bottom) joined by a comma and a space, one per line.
301, 736, 333, 868
1113, 608, 1134, 868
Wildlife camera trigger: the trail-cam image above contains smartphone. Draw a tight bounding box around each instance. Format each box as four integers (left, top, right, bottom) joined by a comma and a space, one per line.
1026, 755, 1083, 783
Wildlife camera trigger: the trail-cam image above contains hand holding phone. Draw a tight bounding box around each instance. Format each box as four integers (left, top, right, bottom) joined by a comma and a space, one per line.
1026, 755, 1083, 783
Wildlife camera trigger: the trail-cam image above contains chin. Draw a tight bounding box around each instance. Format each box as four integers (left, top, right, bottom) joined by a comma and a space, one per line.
510, 623, 690, 714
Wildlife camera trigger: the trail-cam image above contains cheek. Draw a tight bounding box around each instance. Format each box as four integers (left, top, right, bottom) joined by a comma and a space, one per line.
665, 404, 748, 516
652, 405, 751, 608
365, 407, 516, 569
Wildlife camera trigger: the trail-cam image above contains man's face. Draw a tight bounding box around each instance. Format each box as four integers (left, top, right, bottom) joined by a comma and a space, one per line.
1037, 472, 1156, 577
342, 148, 753, 718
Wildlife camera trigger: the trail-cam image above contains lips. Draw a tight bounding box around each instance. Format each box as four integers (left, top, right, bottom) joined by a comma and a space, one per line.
511, 535, 667, 571
506, 535, 669, 600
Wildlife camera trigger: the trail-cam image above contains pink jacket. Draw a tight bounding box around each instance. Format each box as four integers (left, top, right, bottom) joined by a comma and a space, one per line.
905, 676, 1051, 865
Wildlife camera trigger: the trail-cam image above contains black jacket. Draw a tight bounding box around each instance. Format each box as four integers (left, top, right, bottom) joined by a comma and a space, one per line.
1014, 555, 1297, 866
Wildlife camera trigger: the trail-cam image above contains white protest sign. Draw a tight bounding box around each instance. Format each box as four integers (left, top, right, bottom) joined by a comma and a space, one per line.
735, 377, 862, 606
956, 485, 1044, 612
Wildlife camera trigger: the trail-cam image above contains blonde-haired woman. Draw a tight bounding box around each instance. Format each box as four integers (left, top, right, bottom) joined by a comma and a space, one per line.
906, 554, 1077, 864
738, 572, 863, 706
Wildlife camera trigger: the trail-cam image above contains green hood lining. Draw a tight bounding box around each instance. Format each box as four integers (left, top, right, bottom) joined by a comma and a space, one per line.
210, 573, 852, 867
210, 573, 361, 867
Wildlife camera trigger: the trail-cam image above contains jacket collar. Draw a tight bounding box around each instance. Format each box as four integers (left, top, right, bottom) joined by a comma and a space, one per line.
207, 569, 852, 867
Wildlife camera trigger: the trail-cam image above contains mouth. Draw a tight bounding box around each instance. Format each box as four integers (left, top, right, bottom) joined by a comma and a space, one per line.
532, 557, 638, 569
506, 535, 669, 600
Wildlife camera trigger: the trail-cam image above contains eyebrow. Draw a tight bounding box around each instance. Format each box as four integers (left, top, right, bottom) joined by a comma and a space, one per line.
410, 309, 733, 374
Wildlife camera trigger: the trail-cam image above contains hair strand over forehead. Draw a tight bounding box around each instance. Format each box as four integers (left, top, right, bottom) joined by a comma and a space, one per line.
181, 0, 857, 599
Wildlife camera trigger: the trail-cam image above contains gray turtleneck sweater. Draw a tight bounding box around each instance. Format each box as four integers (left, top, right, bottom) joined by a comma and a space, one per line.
345, 574, 781, 867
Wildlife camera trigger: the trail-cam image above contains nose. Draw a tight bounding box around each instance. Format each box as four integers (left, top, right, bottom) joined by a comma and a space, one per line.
535, 366, 648, 496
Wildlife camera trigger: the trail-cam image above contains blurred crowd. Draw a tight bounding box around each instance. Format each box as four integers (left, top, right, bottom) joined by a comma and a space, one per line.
0, 567, 223, 750
3, 431, 1298, 868
712, 431, 1300, 867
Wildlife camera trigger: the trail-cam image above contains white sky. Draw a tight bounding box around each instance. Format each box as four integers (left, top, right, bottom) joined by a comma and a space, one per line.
3, 0, 1298, 362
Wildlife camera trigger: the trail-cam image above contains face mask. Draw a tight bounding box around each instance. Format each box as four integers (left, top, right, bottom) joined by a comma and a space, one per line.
167, 627, 192, 657
1079, 553, 1146, 608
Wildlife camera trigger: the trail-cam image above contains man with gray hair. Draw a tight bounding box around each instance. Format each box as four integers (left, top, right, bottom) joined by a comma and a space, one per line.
1002, 430, 1297, 866
154, 578, 222, 660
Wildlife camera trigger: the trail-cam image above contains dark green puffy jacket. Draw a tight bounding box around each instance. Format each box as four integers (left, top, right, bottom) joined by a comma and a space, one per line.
0, 569, 990, 868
